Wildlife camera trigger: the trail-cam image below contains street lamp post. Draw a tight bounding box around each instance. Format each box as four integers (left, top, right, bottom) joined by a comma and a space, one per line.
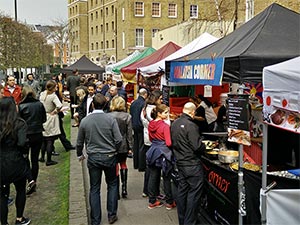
14, 0, 17, 21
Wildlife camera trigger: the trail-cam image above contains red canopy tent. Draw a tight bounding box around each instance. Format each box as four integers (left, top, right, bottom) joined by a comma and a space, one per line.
121, 42, 181, 83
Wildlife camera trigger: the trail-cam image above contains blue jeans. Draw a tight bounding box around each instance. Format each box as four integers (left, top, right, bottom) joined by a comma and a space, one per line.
88, 155, 118, 225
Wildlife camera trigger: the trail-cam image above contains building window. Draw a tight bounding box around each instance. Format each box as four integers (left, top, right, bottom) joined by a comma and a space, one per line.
112, 5, 114, 14
106, 40, 109, 48
106, 7, 108, 16
168, 3, 177, 18
135, 2, 144, 17
96, 26, 98, 35
112, 21, 114, 30
135, 28, 144, 47
122, 32, 125, 49
91, 13, 93, 21
106, 23, 108, 31
101, 9, 103, 18
75, 5, 78, 13
96, 11, 98, 19
152, 3, 161, 17
152, 28, 159, 38
91, 27, 94, 35
96, 42, 98, 50
91, 0, 93, 7
190, 5, 198, 18
101, 25, 103, 33
112, 40, 114, 48
122, 8, 125, 21
91, 43, 94, 50
101, 41, 104, 49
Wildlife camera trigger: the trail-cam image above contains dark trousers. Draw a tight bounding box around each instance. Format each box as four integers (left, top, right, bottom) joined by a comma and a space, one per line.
176, 165, 204, 225
0, 178, 27, 224
41, 137, 56, 162
27, 133, 43, 181
69, 95, 77, 118
88, 159, 118, 225
58, 113, 73, 150
133, 127, 144, 170
142, 145, 150, 195
139, 144, 149, 172
147, 165, 174, 204
162, 172, 174, 204
147, 165, 161, 204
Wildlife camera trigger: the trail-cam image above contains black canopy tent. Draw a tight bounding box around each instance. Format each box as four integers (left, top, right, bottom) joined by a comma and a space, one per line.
61, 55, 105, 74
166, 3, 300, 84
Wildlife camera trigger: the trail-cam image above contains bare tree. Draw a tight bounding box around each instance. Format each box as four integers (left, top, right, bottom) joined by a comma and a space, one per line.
46, 19, 74, 68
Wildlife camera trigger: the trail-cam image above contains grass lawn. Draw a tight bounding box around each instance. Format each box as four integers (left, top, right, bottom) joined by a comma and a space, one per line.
7, 114, 71, 225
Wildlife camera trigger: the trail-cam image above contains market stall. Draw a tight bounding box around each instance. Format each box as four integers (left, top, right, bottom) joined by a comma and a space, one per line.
138, 32, 218, 88
121, 42, 181, 83
105, 50, 141, 74
164, 4, 300, 225
261, 57, 300, 224
61, 55, 105, 76
166, 3, 300, 84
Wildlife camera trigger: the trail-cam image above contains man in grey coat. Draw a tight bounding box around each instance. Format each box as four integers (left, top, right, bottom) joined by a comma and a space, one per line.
76, 93, 122, 225
24, 73, 41, 98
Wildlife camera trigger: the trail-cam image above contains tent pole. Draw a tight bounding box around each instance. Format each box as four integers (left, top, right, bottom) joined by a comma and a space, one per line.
261, 123, 268, 225
238, 144, 245, 225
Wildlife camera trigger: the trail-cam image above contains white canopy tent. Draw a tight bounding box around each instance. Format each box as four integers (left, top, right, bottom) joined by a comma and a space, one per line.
261, 56, 300, 225
138, 32, 218, 76
105, 50, 141, 74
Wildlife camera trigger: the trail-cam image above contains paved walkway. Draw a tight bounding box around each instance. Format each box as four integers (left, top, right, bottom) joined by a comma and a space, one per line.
68, 124, 179, 225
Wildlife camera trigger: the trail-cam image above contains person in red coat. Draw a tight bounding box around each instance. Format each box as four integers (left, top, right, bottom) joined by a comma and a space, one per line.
146, 104, 176, 210
3, 75, 22, 105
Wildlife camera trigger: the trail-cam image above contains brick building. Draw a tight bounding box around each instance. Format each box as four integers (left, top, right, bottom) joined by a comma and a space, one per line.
67, 0, 299, 65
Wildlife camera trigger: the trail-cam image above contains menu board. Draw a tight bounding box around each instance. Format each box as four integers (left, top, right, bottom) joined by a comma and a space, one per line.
162, 85, 170, 106
227, 94, 251, 146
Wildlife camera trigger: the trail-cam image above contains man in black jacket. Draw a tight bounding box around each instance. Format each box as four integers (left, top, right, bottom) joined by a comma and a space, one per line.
129, 88, 148, 170
66, 69, 80, 118
171, 102, 206, 225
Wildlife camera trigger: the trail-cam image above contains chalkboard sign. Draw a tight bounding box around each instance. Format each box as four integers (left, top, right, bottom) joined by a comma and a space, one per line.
162, 85, 170, 106
227, 94, 251, 146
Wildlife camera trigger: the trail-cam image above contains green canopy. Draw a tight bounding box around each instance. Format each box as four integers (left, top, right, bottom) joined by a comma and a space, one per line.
112, 47, 156, 74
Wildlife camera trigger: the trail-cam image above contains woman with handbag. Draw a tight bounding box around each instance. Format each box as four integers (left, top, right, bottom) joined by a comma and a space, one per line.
39, 80, 63, 166
109, 96, 133, 198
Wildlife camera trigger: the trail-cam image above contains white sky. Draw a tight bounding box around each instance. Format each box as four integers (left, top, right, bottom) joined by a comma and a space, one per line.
0, 0, 68, 25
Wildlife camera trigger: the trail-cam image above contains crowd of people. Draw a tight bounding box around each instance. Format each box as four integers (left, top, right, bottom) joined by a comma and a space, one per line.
0, 69, 228, 225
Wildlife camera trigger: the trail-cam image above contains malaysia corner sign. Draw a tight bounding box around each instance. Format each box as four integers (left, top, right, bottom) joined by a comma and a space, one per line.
169, 58, 224, 85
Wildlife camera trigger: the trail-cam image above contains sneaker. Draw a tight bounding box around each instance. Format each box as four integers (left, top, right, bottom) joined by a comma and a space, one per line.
52, 151, 60, 156
148, 200, 163, 209
15, 217, 31, 225
108, 215, 118, 224
26, 181, 36, 195
165, 202, 176, 210
46, 160, 58, 166
142, 193, 148, 198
